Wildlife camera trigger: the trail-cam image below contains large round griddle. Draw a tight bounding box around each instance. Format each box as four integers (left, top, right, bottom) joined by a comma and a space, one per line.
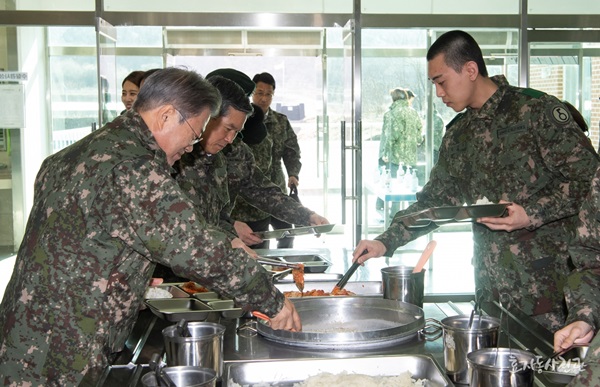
257, 297, 424, 349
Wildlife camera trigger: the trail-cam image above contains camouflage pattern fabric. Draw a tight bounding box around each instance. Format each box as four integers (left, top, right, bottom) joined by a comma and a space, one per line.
564, 166, 600, 386
564, 165, 600, 332
231, 132, 274, 222
568, 329, 600, 386
378, 99, 423, 166
0, 111, 283, 385
375, 75, 599, 332
225, 139, 313, 225
264, 108, 301, 193
177, 137, 314, 231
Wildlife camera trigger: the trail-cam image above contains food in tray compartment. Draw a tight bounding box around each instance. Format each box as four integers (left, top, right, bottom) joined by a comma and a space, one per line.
475, 197, 493, 205
143, 287, 173, 299
180, 281, 210, 294
283, 288, 356, 297
227, 370, 427, 387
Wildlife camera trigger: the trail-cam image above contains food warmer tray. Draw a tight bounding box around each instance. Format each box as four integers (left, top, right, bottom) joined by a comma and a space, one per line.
400, 203, 511, 228
253, 223, 335, 240
254, 297, 424, 349
223, 354, 453, 386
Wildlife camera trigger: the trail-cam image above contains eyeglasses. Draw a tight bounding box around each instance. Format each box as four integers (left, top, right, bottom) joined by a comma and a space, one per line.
176, 109, 202, 146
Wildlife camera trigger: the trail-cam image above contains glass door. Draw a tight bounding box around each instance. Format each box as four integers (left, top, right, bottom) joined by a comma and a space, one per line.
322, 21, 358, 248
96, 17, 118, 128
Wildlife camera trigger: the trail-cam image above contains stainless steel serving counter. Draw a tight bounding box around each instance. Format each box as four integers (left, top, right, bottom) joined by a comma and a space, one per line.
95, 248, 570, 386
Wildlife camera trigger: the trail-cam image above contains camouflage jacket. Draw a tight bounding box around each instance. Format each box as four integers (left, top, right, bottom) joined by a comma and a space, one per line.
177, 138, 314, 230
564, 165, 600, 331
226, 139, 313, 224
0, 111, 283, 386
265, 108, 302, 192
231, 132, 273, 222
376, 75, 599, 330
378, 99, 423, 166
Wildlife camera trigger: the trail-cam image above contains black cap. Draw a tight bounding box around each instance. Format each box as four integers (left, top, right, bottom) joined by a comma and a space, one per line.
206, 68, 255, 97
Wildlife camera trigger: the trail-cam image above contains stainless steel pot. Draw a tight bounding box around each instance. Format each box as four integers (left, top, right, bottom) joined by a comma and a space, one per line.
251, 296, 424, 349
424, 314, 500, 384
162, 322, 225, 378
467, 348, 536, 387
141, 366, 216, 387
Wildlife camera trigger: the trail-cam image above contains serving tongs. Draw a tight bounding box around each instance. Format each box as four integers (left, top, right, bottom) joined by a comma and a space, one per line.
149, 352, 176, 387
256, 256, 302, 270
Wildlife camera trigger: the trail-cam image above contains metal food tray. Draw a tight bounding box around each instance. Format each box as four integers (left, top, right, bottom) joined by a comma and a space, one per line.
257, 252, 332, 274
401, 203, 511, 228
145, 298, 244, 322
253, 223, 335, 240
223, 354, 453, 386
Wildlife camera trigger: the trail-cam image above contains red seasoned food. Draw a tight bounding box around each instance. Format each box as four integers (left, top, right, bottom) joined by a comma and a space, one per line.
180, 281, 209, 294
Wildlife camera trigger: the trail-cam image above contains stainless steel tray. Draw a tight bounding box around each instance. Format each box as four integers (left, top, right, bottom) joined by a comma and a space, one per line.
145, 298, 244, 322
255, 297, 424, 349
401, 203, 511, 228
223, 354, 453, 386
260, 254, 331, 273
275, 273, 343, 283
253, 224, 335, 240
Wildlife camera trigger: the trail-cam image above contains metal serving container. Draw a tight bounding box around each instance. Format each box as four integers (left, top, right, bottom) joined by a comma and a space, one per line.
223, 354, 453, 386
254, 297, 424, 349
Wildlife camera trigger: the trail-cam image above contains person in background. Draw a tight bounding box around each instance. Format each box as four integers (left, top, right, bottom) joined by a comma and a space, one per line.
353, 30, 599, 332
376, 87, 423, 213
252, 72, 302, 249
120, 70, 145, 114
0, 67, 301, 385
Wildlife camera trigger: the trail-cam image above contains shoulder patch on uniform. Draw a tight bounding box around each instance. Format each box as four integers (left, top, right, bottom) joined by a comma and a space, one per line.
547, 104, 572, 126
446, 113, 465, 129
519, 88, 546, 98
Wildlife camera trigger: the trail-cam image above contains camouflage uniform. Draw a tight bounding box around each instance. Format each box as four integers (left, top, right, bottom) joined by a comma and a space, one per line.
378, 99, 423, 167
230, 132, 274, 223
565, 166, 600, 386
0, 111, 283, 385
376, 75, 599, 331
176, 137, 314, 232
264, 108, 301, 193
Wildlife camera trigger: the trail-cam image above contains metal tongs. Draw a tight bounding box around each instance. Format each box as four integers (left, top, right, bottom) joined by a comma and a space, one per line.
467, 289, 485, 329
256, 256, 302, 270
149, 352, 176, 387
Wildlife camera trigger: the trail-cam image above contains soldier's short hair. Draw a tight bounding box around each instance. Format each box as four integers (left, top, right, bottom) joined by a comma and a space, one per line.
208, 75, 254, 118
134, 67, 222, 122
252, 72, 276, 90
427, 30, 488, 77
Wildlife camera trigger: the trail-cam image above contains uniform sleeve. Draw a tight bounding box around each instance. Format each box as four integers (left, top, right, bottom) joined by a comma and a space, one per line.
98, 157, 285, 316
564, 167, 600, 331
526, 98, 600, 229
281, 117, 302, 178
231, 143, 314, 225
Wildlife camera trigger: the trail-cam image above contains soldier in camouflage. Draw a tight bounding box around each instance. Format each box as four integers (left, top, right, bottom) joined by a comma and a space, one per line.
552, 165, 600, 386
0, 68, 301, 386
175, 73, 327, 250
379, 88, 423, 175
252, 72, 303, 248
353, 30, 599, 332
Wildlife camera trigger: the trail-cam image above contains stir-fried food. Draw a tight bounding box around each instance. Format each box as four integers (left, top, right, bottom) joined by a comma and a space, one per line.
180, 281, 210, 294
283, 289, 355, 298
292, 263, 305, 294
